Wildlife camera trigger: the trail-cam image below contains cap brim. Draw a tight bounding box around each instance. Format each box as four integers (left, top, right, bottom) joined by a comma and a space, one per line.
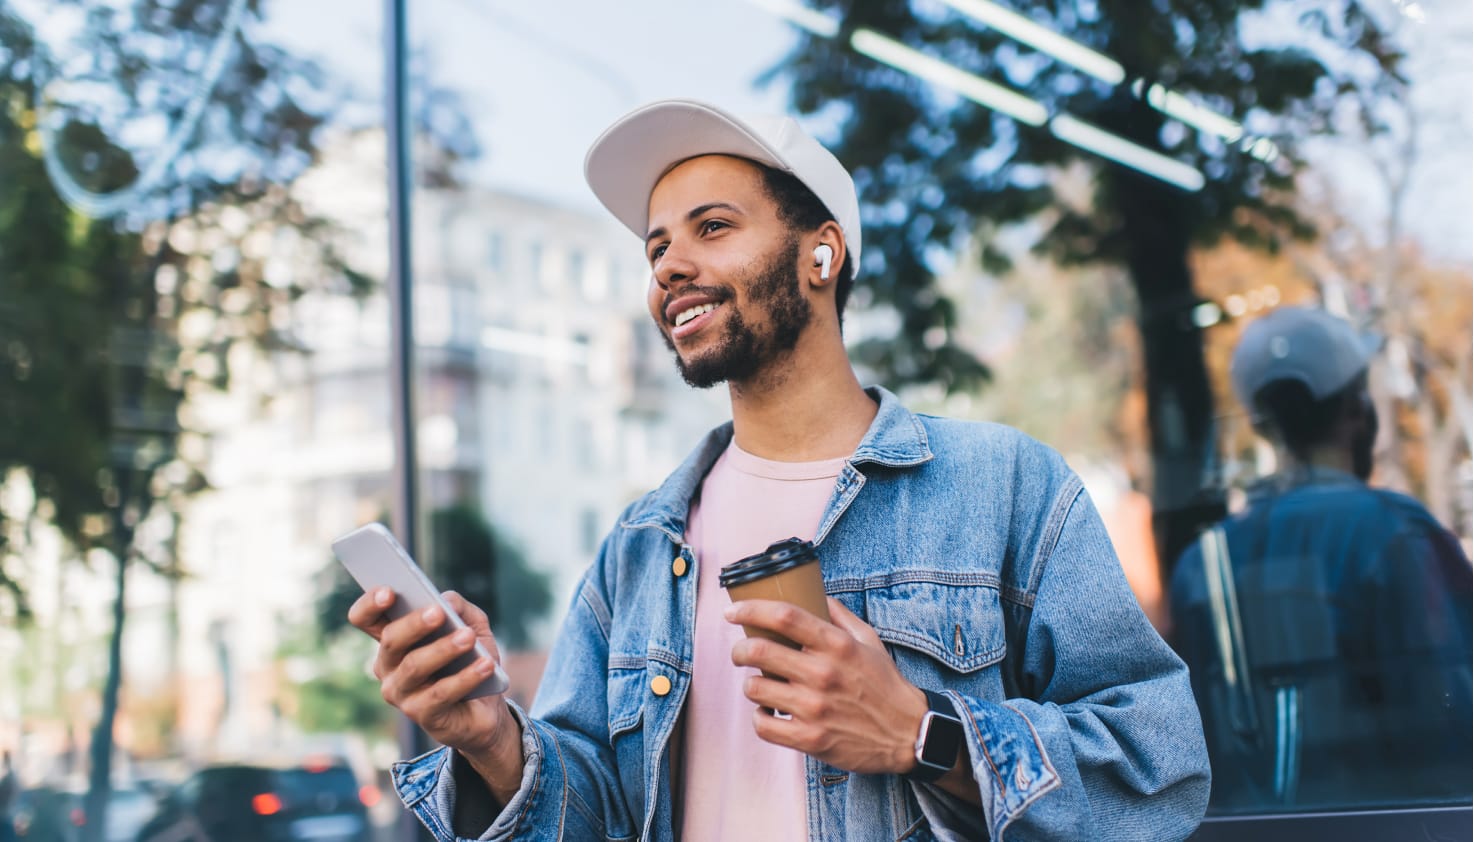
583, 99, 790, 242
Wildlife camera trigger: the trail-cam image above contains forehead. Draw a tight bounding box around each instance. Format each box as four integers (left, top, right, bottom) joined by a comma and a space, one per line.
646, 155, 774, 226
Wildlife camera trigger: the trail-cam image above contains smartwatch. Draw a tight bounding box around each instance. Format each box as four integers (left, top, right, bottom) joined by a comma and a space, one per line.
907, 689, 964, 783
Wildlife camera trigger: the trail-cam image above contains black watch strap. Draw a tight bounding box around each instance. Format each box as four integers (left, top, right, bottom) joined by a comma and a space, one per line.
906, 688, 965, 783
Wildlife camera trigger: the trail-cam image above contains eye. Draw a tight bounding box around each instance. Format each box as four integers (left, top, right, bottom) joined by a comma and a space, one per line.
699, 219, 729, 235
648, 243, 667, 263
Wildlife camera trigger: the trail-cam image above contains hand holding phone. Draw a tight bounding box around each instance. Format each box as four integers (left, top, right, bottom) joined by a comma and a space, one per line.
333, 523, 511, 699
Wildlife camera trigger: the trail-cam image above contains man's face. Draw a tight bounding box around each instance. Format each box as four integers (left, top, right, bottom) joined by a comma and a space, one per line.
643, 155, 812, 389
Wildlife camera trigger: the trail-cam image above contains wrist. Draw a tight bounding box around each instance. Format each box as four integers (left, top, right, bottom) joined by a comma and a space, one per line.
461, 705, 526, 804
905, 688, 965, 784
896, 685, 929, 774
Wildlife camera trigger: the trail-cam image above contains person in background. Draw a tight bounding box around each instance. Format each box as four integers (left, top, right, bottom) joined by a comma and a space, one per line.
1170, 305, 1473, 811
352, 98, 1211, 841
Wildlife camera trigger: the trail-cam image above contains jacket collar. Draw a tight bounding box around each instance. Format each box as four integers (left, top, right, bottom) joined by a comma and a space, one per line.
620, 385, 933, 542
1246, 465, 1364, 502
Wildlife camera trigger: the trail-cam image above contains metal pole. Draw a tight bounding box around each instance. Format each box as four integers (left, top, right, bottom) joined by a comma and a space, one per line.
384, 0, 430, 839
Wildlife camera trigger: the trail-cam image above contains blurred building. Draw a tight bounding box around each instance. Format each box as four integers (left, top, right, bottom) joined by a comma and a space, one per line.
1, 132, 726, 765
171, 131, 726, 751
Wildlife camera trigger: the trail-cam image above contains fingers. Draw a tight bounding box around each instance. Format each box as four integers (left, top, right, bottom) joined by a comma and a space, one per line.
347, 588, 396, 640
826, 597, 884, 649
380, 625, 479, 702
749, 705, 821, 754
375, 601, 458, 677
441, 591, 494, 635
731, 634, 815, 683
724, 599, 846, 651
396, 646, 503, 719
741, 672, 815, 718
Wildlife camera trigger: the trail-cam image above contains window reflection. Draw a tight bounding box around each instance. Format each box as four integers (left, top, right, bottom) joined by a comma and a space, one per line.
0, 0, 1468, 838
1170, 307, 1473, 813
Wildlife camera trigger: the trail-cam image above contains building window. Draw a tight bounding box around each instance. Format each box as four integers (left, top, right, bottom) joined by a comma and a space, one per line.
567, 248, 586, 293
487, 232, 504, 273
528, 240, 545, 287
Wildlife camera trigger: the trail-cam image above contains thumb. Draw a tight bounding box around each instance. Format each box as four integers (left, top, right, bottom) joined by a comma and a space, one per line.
827, 597, 884, 649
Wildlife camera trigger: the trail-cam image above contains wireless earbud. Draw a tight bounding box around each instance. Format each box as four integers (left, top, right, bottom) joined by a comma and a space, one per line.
813, 244, 834, 281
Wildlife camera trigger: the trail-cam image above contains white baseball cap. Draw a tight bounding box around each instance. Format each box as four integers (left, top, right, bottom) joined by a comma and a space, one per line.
1230, 306, 1382, 406
583, 98, 861, 278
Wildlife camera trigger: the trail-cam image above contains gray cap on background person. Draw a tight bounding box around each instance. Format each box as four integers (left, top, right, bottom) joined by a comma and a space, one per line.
583, 98, 862, 279
1230, 306, 1382, 407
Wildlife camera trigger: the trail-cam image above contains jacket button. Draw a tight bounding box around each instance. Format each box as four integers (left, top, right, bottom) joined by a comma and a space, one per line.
650, 675, 672, 696
672, 557, 688, 577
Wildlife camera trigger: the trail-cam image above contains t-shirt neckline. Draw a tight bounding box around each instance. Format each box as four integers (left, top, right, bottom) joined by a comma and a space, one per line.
723, 439, 850, 482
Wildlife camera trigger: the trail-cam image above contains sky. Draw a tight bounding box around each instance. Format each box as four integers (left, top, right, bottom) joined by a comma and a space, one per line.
267, 0, 1472, 264
262, 0, 800, 215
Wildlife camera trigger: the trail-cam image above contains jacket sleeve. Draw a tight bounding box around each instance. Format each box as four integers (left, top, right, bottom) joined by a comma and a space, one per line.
391, 552, 637, 841
917, 480, 1211, 842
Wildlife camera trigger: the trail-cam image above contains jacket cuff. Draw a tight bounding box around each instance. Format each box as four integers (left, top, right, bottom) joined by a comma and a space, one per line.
389, 700, 545, 841
947, 691, 1061, 835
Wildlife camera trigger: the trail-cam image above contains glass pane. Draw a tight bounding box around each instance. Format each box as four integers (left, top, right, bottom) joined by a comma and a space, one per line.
403, 0, 1470, 826
1, 1, 1465, 841
404, 2, 753, 706
0, 0, 399, 838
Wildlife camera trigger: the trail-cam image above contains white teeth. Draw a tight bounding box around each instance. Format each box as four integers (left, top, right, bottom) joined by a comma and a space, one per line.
674, 302, 718, 327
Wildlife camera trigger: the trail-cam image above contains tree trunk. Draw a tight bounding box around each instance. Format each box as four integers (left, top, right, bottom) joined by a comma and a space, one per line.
1129, 249, 1224, 579
81, 470, 136, 842
1106, 99, 1224, 581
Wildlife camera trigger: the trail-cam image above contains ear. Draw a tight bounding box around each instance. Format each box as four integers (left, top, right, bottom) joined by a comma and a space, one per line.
807, 221, 846, 290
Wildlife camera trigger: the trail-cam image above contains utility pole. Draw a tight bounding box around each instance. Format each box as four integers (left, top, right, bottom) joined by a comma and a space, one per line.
384, 0, 432, 839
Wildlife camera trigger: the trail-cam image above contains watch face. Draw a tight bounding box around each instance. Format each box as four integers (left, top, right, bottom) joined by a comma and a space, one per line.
919, 711, 965, 768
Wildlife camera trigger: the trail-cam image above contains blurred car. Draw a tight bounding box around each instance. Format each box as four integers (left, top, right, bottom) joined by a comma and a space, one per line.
9, 785, 155, 842
134, 758, 374, 842
8, 787, 70, 842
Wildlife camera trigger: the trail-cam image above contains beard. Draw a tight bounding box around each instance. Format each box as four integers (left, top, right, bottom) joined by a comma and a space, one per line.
657, 236, 813, 390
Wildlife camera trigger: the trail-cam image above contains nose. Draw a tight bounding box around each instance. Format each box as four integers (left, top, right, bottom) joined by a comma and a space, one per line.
652, 240, 697, 291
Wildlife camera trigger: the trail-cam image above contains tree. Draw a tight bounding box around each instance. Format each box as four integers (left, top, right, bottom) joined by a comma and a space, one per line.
278, 628, 397, 737
931, 220, 1143, 471
770, 0, 1407, 569
0, 4, 364, 838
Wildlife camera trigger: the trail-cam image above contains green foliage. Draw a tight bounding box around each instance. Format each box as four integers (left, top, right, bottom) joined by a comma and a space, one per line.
0, 1, 363, 589
0, 5, 365, 833
772, 0, 1402, 393
773, 1, 1407, 567
278, 628, 395, 734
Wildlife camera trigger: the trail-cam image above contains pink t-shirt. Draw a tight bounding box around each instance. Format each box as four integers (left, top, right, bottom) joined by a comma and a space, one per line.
678, 441, 847, 841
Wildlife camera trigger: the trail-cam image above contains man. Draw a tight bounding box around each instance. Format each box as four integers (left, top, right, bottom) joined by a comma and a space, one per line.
352, 99, 1210, 840
1170, 306, 1472, 810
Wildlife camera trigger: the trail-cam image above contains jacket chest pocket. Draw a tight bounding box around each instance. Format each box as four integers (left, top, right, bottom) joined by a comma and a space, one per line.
863, 580, 1007, 689
607, 657, 648, 739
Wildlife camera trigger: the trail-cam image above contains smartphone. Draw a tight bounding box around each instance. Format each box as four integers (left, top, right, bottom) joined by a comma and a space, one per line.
332, 522, 511, 698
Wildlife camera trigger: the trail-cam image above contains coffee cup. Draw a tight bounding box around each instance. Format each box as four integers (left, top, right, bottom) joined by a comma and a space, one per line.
719, 537, 830, 658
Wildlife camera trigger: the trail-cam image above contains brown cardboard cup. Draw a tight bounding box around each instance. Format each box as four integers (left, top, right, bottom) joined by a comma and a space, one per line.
719, 538, 830, 678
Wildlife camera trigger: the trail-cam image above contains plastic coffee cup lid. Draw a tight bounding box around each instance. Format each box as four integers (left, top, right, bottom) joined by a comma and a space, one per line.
718, 537, 818, 589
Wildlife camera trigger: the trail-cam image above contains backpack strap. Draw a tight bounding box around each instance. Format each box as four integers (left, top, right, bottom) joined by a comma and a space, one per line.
1199, 524, 1259, 739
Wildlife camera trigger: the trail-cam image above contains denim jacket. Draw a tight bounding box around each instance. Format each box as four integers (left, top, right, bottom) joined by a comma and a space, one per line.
393, 387, 1211, 841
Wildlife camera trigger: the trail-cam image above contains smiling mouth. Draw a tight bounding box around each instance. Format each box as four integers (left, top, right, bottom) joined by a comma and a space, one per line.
674, 302, 720, 327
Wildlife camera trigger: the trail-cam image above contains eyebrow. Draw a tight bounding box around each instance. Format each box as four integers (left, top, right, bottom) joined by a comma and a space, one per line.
644, 202, 743, 247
